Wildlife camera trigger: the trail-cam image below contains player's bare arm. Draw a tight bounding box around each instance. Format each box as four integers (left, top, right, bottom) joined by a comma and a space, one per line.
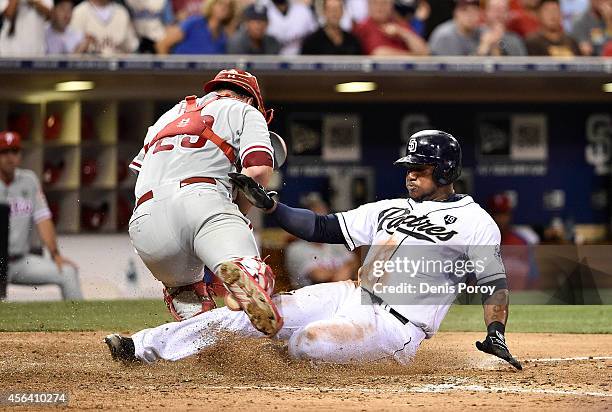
36, 218, 77, 271
2, 0, 19, 19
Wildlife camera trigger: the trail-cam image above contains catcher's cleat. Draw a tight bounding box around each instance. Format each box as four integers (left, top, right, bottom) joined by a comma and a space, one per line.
216, 259, 283, 336
163, 281, 217, 321
104, 334, 139, 363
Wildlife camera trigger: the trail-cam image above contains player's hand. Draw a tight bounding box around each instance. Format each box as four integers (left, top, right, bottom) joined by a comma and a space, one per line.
476, 330, 522, 370
54, 254, 78, 272
228, 172, 277, 211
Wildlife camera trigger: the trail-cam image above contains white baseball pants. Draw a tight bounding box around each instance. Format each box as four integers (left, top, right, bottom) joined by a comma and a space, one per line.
128, 182, 260, 287
131, 280, 426, 364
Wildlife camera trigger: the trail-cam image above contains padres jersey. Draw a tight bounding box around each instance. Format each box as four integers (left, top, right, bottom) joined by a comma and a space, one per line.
130, 93, 274, 199
337, 195, 505, 337
0, 169, 51, 256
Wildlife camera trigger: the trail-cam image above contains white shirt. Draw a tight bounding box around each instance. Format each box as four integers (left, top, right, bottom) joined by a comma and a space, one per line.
0, 0, 52, 56
45, 24, 85, 54
69, 1, 139, 55
265, 0, 317, 55
337, 195, 505, 337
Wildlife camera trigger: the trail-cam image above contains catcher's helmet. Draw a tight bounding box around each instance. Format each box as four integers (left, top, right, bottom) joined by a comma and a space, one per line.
395, 130, 462, 185
204, 69, 273, 124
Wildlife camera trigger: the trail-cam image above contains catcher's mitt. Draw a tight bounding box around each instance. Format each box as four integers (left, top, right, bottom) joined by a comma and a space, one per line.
228, 172, 277, 210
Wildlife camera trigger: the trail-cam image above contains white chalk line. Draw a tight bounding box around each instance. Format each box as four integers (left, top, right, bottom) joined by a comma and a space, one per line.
522, 356, 612, 363
199, 383, 611, 398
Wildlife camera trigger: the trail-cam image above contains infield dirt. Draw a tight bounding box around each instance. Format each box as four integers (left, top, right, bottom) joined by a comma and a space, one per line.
1, 332, 610, 411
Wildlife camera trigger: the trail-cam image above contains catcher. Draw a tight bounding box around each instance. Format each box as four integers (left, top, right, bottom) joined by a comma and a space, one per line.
107, 69, 287, 341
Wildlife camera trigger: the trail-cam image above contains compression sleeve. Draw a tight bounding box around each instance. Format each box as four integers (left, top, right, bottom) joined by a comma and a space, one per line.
270, 202, 346, 244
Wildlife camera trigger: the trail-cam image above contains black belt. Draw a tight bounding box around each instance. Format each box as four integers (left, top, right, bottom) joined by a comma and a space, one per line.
9, 254, 23, 262
363, 288, 410, 325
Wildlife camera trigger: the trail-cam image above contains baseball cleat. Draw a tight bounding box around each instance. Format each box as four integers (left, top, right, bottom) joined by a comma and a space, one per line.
217, 261, 283, 336
104, 334, 138, 363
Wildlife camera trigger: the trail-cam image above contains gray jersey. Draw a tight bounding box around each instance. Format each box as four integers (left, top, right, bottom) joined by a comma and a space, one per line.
130, 92, 274, 199
0, 169, 51, 256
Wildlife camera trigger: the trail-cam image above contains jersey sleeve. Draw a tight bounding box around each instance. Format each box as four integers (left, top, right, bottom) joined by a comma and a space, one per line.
31, 175, 52, 223
335, 200, 386, 251
237, 106, 274, 168
468, 217, 507, 285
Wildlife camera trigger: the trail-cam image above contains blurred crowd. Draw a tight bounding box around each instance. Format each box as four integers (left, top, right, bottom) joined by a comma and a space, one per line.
0, 0, 611, 57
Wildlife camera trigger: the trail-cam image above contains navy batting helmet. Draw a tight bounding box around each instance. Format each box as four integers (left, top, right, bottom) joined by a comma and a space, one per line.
394, 130, 462, 185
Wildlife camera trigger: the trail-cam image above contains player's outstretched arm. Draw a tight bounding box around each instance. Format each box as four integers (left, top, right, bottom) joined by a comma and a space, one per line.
228, 173, 346, 244
477, 288, 522, 370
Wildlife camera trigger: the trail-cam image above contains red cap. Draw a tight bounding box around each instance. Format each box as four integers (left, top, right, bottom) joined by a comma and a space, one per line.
487, 193, 512, 214
0, 131, 22, 151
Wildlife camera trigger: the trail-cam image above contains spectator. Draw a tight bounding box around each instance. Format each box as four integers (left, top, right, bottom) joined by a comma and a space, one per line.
0, 131, 82, 300
560, 0, 589, 32
227, 3, 280, 54
301, 0, 362, 54
430, 0, 526, 56
526, 0, 581, 55
156, 0, 235, 54
482, 0, 528, 54
46, 0, 91, 54
394, 0, 431, 37
70, 0, 139, 55
265, 0, 317, 55
353, 0, 428, 55
429, 0, 481, 55
125, 0, 174, 53
598, 0, 612, 54
0, 0, 52, 56
507, 0, 541, 37
571, 0, 609, 55
284, 193, 358, 289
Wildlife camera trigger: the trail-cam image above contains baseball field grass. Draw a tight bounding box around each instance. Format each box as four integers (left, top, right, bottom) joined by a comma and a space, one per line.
0, 300, 610, 333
